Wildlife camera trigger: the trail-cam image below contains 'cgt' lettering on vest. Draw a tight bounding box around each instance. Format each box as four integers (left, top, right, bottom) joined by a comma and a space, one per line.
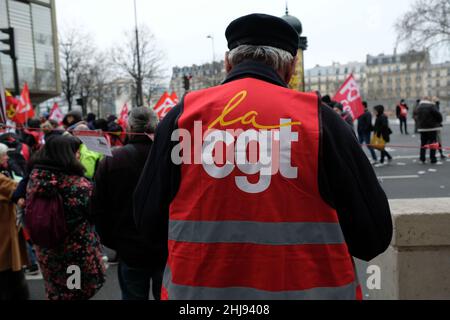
171, 90, 302, 194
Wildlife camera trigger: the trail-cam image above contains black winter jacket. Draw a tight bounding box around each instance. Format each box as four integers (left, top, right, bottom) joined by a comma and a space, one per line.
415, 102, 443, 130
357, 111, 373, 135
374, 114, 392, 143
92, 135, 167, 269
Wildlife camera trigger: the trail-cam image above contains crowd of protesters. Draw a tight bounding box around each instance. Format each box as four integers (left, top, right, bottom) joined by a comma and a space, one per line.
0, 108, 156, 300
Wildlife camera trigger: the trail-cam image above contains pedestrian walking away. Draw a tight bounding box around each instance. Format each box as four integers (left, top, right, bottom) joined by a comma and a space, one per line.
134, 13, 392, 301
358, 101, 377, 163
92, 107, 166, 301
415, 98, 444, 164
373, 105, 393, 165
396, 99, 409, 135
25, 135, 105, 300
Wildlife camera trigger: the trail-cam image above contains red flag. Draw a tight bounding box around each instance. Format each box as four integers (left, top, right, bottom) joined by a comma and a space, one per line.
332, 74, 365, 120
118, 103, 129, 129
5, 90, 20, 123
15, 83, 35, 124
153, 92, 176, 119
49, 102, 64, 125
170, 92, 179, 104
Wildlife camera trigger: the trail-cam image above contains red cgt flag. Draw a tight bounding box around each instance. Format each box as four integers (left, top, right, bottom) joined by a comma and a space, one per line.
153, 92, 177, 119
49, 102, 64, 125
333, 74, 365, 120
15, 83, 35, 124
118, 103, 129, 129
170, 91, 179, 104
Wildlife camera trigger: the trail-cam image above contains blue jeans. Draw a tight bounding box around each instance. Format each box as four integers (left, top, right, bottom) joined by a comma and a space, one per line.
358, 131, 377, 161
27, 242, 38, 266
399, 117, 408, 134
118, 261, 164, 300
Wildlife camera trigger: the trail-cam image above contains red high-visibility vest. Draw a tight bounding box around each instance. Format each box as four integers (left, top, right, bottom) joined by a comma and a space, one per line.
163, 78, 361, 300
399, 104, 408, 117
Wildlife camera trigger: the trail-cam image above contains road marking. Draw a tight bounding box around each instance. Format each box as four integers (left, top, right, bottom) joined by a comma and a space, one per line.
394, 155, 420, 160
378, 175, 420, 180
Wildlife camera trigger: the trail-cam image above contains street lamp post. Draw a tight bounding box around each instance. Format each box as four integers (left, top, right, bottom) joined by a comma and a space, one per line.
282, 5, 308, 92
207, 35, 218, 85
134, 0, 143, 107
206, 35, 216, 64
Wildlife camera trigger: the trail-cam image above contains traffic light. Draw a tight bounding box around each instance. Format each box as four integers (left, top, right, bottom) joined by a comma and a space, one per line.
0, 27, 16, 60
76, 97, 86, 106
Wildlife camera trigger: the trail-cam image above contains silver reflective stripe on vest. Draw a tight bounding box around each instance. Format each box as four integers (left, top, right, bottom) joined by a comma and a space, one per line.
163, 267, 356, 300
169, 220, 345, 245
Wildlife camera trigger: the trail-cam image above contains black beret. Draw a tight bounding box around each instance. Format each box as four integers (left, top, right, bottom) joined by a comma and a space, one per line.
225, 13, 299, 57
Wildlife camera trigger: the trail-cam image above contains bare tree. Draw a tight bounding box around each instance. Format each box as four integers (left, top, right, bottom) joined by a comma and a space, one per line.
78, 65, 96, 116
111, 25, 165, 107
395, 0, 450, 50
59, 27, 95, 111
88, 53, 112, 118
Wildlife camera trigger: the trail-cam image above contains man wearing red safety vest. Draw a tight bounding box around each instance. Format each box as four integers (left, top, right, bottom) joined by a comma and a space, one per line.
396, 99, 409, 135
134, 13, 392, 300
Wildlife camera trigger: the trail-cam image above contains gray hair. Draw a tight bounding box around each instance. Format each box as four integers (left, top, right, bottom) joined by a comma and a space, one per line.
227, 45, 295, 73
128, 107, 159, 134
0, 143, 9, 157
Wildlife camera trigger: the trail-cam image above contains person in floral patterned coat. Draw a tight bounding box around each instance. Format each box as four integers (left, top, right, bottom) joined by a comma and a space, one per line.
26, 135, 105, 300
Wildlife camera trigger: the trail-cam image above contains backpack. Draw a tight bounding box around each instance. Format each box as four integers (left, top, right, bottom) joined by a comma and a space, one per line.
25, 190, 68, 249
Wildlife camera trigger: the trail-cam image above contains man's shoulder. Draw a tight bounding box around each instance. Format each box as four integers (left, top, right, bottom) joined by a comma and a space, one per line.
111, 143, 140, 159
97, 145, 134, 169
320, 104, 356, 136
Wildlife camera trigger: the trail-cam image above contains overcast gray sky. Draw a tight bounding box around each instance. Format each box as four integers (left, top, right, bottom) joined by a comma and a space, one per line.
55, 0, 417, 74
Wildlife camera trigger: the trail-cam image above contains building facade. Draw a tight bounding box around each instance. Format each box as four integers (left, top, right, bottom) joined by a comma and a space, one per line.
426, 62, 450, 109
0, 0, 60, 104
305, 51, 449, 114
365, 51, 430, 109
305, 61, 366, 96
170, 61, 225, 97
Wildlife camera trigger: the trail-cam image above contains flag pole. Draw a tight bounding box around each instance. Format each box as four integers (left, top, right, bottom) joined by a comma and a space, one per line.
134, 0, 143, 107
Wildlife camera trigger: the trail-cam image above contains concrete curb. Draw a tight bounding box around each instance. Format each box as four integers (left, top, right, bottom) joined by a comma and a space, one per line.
368, 197, 450, 300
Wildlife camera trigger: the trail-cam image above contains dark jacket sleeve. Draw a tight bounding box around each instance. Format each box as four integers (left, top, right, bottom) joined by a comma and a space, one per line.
11, 175, 29, 204
133, 104, 182, 246
432, 108, 443, 126
319, 106, 393, 261
91, 156, 116, 249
